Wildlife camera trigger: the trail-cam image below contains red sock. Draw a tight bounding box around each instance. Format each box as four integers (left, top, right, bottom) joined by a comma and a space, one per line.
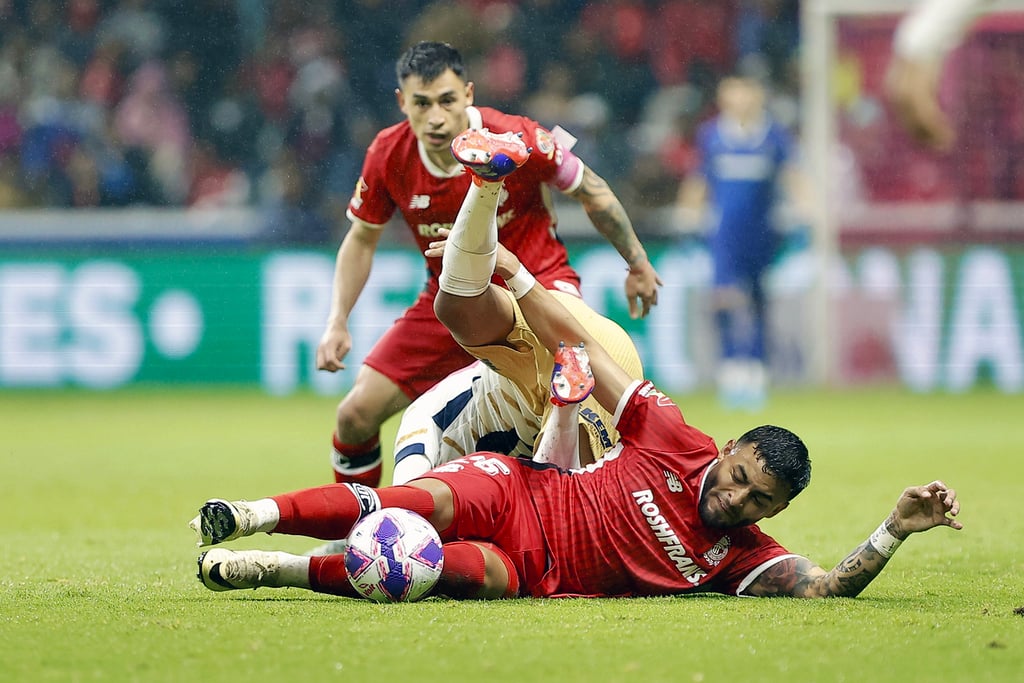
272, 484, 436, 539
331, 433, 383, 487
436, 541, 487, 599
437, 542, 520, 599
308, 555, 359, 597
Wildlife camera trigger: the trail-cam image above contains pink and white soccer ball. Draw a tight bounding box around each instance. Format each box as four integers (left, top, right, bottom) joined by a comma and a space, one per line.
344, 508, 444, 603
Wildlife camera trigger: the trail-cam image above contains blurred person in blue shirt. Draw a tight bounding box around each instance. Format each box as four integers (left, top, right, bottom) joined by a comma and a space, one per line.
677, 74, 807, 410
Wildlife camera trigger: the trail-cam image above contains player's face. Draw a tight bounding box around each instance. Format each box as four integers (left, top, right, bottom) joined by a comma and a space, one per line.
698, 440, 790, 529
396, 69, 474, 157
718, 77, 764, 124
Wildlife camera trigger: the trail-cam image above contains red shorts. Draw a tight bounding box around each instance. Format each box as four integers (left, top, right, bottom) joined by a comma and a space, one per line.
361, 288, 475, 399
421, 453, 552, 594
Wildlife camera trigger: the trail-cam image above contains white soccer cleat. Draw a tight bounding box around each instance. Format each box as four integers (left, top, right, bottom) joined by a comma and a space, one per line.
189, 498, 256, 547
197, 548, 285, 592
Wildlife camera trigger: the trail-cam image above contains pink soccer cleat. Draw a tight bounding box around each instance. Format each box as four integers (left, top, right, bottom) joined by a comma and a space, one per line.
451, 127, 531, 183
550, 342, 595, 406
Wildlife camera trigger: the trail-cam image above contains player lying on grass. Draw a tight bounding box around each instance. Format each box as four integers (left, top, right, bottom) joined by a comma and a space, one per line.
189, 130, 962, 600
305, 128, 643, 556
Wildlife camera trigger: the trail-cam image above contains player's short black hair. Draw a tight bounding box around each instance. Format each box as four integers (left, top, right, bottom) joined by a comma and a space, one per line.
396, 42, 466, 87
737, 425, 811, 500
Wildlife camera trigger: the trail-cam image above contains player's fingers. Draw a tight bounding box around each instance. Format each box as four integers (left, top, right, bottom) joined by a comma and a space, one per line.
628, 296, 641, 320
641, 293, 655, 318
317, 344, 347, 372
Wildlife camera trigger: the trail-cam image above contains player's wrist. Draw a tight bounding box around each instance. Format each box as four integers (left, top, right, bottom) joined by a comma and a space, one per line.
626, 252, 650, 274
504, 264, 537, 300
867, 518, 905, 558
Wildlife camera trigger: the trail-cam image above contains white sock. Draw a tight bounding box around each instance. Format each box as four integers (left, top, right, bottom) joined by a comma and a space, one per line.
533, 403, 581, 469
439, 181, 503, 297
269, 552, 312, 589
246, 498, 281, 533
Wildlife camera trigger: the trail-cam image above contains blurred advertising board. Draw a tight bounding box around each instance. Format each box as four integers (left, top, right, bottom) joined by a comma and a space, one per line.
0, 241, 1020, 393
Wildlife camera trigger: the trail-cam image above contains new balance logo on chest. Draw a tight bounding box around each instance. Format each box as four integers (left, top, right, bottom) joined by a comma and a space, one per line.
409, 195, 431, 209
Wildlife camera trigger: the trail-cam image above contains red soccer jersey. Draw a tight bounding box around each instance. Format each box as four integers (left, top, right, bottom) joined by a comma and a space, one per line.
525, 380, 795, 597
347, 105, 583, 290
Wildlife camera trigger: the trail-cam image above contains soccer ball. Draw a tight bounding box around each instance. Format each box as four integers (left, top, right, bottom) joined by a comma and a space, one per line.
344, 508, 444, 603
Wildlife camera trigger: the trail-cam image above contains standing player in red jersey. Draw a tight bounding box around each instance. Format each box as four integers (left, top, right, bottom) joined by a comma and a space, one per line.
316, 41, 661, 488
191, 146, 962, 600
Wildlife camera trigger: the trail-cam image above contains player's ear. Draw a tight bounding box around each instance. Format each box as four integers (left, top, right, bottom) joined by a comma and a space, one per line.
465, 81, 474, 104
718, 439, 736, 461
395, 87, 405, 112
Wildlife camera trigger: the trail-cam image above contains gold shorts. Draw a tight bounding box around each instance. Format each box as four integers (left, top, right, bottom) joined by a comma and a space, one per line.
460, 289, 643, 460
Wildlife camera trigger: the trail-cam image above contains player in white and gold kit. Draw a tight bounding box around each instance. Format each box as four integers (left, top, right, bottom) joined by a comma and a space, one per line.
391, 285, 642, 484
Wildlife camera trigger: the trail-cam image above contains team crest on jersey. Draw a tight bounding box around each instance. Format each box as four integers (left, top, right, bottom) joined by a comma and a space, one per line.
351, 177, 369, 210
409, 194, 430, 209
534, 128, 556, 158
702, 536, 731, 567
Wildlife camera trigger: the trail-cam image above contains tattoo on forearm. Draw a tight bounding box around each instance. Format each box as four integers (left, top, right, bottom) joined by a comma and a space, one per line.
750, 557, 819, 597
575, 170, 643, 264
750, 542, 891, 598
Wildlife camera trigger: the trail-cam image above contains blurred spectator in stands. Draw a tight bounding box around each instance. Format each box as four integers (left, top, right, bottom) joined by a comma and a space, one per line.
96, 0, 166, 69
188, 139, 249, 208
113, 61, 191, 204
257, 145, 331, 244
79, 39, 126, 110
649, 0, 737, 89
0, 0, 810, 243
522, 61, 576, 128
572, 0, 658, 124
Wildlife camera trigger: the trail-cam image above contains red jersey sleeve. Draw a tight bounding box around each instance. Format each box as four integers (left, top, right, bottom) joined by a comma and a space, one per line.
346, 126, 400, 227
711, 527, 796, 597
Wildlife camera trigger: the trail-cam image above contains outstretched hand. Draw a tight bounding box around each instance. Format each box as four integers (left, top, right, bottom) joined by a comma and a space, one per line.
890, 480, 962, 538
625, 260, 662, 319
315, 324, 352, 372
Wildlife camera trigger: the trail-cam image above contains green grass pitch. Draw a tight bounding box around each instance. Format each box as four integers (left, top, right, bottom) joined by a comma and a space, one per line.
1, 387, 1022, 682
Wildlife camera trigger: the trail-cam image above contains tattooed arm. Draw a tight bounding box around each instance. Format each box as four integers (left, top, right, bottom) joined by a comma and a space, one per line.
568, 165, 663, 319
745, 481, 963, 598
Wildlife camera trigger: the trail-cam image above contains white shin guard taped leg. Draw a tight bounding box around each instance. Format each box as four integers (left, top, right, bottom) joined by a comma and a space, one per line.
439, 182, 502, 297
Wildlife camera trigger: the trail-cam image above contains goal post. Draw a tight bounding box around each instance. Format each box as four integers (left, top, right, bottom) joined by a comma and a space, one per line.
800, 0, 1024, 385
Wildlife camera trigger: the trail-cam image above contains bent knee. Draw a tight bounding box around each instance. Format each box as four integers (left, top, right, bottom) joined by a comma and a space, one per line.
335, 374, 408, 439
